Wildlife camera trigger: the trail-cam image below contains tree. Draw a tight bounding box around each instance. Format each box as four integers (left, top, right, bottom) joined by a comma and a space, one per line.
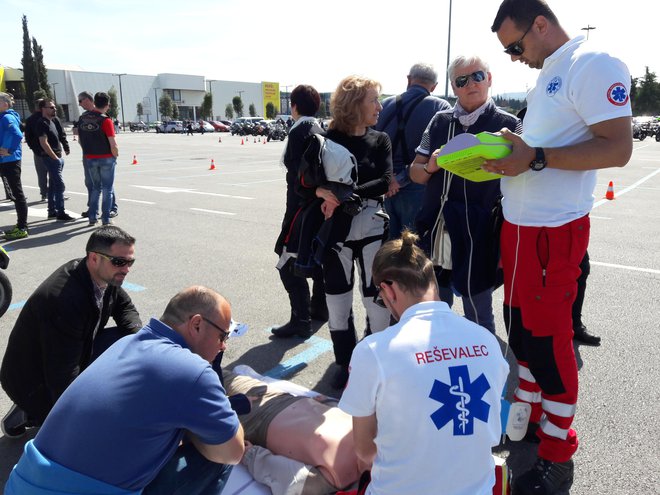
159, 93, 173, 120
136, 102, 144, 120
248, 103, 256, 117
21, 16, 39, 103
632, 67, 660, 115
107, 87, 119, 119
266, 102, 275, 119
225, 104, 234, 120
172, 104, 179, 119
232, 96, 243, 118
201, 92, 213, 120
32, 37, 50, 99
318, 101, 327, 119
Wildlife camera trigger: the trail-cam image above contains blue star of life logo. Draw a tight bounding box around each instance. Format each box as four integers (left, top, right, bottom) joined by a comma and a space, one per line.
607, 83, 629, 106
546, 76, 562, 96
429, 365, 491, 435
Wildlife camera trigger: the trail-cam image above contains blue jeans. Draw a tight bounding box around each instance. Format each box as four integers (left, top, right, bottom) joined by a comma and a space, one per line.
384, 184, 424, 240
88, 156, 116, 224
143, 442, 233, 495
83, 156, 118, 213
43, 156, 65, 215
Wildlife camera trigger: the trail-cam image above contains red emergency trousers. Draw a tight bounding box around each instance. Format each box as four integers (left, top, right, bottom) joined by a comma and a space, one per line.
501, 215, 589, 462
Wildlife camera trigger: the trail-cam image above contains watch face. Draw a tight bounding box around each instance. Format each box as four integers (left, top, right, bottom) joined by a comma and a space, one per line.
530, 148, 547, 171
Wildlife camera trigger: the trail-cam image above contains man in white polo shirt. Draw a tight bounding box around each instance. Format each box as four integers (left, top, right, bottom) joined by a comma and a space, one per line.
339, 231, 509, 495
488, 1, 632, 493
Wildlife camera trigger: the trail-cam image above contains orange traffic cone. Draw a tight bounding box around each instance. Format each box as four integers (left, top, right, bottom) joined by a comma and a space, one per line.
132, 155, 138, 165
241, 138, 244, 145
605, 181, 615, 200
209, 159, 216, 170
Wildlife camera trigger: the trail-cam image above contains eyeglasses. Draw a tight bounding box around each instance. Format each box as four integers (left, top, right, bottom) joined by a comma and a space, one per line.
503, 20, 535, 56
201, 316, 231, 343
92, 251, 136, 267
454, 70, 487, 89
372, 280, 394, 309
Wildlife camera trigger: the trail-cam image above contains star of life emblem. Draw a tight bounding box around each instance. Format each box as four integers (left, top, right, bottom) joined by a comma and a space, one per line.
546, 76, 562, 96
607, 82, 629, 106
429, 365, 491, 435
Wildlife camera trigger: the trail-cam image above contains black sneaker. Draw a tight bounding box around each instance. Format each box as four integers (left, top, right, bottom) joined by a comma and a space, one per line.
48, 212, 57, 218
81, 210, 88, 218
56, 213, 75, 221
2, 404, 29, 438
514, 457, 574, 495
573, 324, 601, 346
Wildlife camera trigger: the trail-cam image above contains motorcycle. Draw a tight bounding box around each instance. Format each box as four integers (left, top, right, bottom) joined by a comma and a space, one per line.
267, 122, 287, 142
0, 246, 13, 318
129, 122, 149, 132
632, 123, 646, 141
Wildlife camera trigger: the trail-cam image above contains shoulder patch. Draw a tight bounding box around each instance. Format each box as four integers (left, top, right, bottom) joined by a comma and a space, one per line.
546, 77, 562, 97
607, 83, 629, 106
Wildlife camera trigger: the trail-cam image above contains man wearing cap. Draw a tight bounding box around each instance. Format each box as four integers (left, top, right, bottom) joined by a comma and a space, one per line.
5, 286, 245, 495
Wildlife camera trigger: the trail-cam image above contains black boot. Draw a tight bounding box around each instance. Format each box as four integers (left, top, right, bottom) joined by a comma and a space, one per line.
514, 457, 574, 494
573, 323, 601, 346
310, 273, 329, 322
329, 315, 357, 390
270, 318, 311, 338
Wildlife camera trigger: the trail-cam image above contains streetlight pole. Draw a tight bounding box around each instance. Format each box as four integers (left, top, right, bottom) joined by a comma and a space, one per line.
113, 73, 127, 130
581, 25, 596, 39
444, 0, 453, 98
154, 88, 160, 121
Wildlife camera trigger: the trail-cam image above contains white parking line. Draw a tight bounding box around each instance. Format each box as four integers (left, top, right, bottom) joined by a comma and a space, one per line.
121, 199, 156, 205
190, 208, 235, 216
591, 261, 660, 275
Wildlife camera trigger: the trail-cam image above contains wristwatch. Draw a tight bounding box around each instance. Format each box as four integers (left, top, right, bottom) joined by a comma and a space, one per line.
529, 147, 547, 171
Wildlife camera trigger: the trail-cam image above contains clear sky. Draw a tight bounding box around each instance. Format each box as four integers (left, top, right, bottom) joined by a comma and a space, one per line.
1, 0, 654, 97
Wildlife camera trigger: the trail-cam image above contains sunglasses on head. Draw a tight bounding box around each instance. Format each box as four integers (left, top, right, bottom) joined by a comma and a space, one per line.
454, 70, 486, 88
92, 251, 136, 267
372, 280, 394, 309
504, 20, 535, 56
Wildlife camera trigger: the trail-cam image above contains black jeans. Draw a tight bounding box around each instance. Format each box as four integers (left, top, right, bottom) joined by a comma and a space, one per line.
0, 160, 28, 229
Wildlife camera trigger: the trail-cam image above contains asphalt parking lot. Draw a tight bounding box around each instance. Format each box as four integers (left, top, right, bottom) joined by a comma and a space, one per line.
0, 131, 658, 494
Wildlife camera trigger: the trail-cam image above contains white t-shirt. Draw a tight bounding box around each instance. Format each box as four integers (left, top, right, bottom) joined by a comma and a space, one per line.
502, 36, 632, 227
339, 301, 509, 495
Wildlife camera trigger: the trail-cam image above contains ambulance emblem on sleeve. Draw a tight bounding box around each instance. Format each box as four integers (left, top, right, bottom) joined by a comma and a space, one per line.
429, 365, 491, 435
607, 83, 629, 106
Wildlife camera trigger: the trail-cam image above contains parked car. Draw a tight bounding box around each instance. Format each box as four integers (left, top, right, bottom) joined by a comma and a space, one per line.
194, 121, 215, 133
155, 120, 184, 133
208, 120, 230, 132
219, 120, 232, 127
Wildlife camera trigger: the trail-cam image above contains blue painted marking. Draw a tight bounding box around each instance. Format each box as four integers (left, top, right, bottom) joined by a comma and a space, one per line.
7, 282, 147, 311
8, 301, 25, 311
265, 335, 333, 379
121, 282, 146, 292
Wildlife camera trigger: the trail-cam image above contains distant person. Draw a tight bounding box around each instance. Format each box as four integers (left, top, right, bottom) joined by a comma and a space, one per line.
75, 91, 119, 220
270, 84, 328, 339
409, 55, 521, 333
1, 226, 142, 437
338, 230, 509, 494
78, 92, 119, 226
5, 286, 244, 494
187, 122, 194, 135
25, 97, 70, 205
489, 0, 632, 492
36, 98, 74, 221
375, 63, 450, 239
316, 75, 392, 389
0, 92, 29, 240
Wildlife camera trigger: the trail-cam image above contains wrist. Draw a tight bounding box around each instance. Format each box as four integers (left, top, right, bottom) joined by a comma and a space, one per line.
423, 163, 433, 175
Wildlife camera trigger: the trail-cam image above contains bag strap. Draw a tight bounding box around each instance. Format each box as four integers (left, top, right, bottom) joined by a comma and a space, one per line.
392, 92, 429, 165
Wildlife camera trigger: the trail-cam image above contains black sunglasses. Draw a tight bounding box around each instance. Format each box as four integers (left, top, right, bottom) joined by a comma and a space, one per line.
201, 316, 231, 343
92, 251, 136, 267
454, 70, 487, 88
504, 20, 535, 56
372, 280, 394, 309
